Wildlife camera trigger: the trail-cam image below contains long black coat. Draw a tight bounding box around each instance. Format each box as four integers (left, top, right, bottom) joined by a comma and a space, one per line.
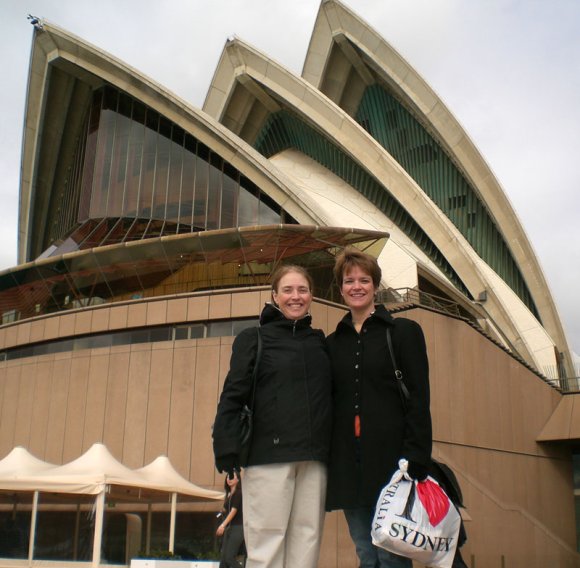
326, 305, 432, 510
213, 303, 332, 467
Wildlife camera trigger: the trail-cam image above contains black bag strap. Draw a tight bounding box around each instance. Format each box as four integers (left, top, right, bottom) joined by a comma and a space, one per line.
386, 327, 410, 409
247, 327, 262, 411
386, 329, 467, 533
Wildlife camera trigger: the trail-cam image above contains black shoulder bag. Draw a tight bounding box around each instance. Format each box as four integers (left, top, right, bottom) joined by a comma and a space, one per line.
239, 327, 262, 467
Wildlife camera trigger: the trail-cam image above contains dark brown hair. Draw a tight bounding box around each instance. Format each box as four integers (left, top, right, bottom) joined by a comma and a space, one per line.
333, 247, 381, 288
223, 471, 241, 498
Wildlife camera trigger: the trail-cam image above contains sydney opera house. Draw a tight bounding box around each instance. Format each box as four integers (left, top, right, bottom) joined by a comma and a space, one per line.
0, 1, 578, 566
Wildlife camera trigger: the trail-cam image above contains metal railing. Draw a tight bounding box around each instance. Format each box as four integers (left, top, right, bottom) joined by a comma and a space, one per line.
544, 364, 580, 394
376, 287, 465, 318
551, 377, 580, 394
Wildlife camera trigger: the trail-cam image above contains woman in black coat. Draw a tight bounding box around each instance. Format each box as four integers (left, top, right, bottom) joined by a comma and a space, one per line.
213, 265, 332, 568
326, 247, 432, 568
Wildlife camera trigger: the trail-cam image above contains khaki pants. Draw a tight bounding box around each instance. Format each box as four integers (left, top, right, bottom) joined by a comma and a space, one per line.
242, 461, 327, 568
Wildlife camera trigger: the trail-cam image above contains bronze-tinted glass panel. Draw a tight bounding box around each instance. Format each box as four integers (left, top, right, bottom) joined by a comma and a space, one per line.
180, 141, 196, 226
206, 152, 222, 230
152, 118, 171, 219
259, 198, 281, 225
108, 112, 131, 216
78, 90, 102, 220
193, 147, 209, 230
138, 110, 159, 218
221, 163, 239, 228
123, 112, 145, 217
90, 109, 116, 217
167, 137, 184, 222
238, 185, 259, 226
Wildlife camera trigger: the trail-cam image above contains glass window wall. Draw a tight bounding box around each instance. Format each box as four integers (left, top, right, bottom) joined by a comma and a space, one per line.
59, 85, 294, 251
0, 317, 259, 362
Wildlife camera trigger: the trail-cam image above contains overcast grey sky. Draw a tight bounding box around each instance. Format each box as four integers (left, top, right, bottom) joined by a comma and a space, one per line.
1, 0, 579, 361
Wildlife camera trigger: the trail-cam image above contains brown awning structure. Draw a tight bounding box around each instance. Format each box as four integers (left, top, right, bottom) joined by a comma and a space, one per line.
0, 224, 388, 323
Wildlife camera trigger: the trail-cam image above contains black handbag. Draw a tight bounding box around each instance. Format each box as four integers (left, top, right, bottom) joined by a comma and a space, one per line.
239, 327, 262, 467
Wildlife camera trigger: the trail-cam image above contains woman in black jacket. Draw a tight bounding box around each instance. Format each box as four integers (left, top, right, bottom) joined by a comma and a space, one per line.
213, 265, 332, 568
326, 248, 432, 568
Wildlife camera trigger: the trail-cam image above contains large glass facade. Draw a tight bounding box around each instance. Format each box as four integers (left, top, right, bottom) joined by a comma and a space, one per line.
46, 86, 293, 253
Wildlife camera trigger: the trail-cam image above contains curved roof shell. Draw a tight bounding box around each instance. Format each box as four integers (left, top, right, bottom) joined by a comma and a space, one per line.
13, 22, 387, 319
302, 0, 571, 373
202, 0, 572, 374
13, 4, 572, 375
19, 22, 325, 263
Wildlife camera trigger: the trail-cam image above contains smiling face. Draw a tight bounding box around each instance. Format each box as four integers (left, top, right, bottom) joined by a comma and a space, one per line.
272, 271, 312, 321
341, 265, 377, 316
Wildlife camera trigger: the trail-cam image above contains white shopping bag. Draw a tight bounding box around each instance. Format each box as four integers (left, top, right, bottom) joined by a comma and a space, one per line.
371, 459, 461, 568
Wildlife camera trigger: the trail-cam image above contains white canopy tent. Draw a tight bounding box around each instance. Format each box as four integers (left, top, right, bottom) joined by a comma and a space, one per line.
134, 456, 223, 555
0, 447, 56, 477
0, 444, 223, 567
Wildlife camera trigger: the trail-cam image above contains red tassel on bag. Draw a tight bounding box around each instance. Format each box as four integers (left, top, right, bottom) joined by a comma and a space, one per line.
416, 479, 451, 527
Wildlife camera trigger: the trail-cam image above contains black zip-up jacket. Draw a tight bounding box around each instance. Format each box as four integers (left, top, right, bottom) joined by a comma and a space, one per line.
213, 303, 332, 467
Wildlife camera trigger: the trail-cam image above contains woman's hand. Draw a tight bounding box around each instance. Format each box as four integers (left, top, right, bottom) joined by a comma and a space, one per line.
215, 454, 239, 475
216, 523, 226, 537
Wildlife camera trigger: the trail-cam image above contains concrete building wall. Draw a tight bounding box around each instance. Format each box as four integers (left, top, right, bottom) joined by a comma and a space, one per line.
0, 290, 576, 566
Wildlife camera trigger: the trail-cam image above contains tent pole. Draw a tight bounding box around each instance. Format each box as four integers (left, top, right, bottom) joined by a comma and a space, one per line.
28, 491, 39, 567
92, 489, 106, 568
73, 502, 81, 560
169, 493, 177, 554
146, 504, 152, 555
